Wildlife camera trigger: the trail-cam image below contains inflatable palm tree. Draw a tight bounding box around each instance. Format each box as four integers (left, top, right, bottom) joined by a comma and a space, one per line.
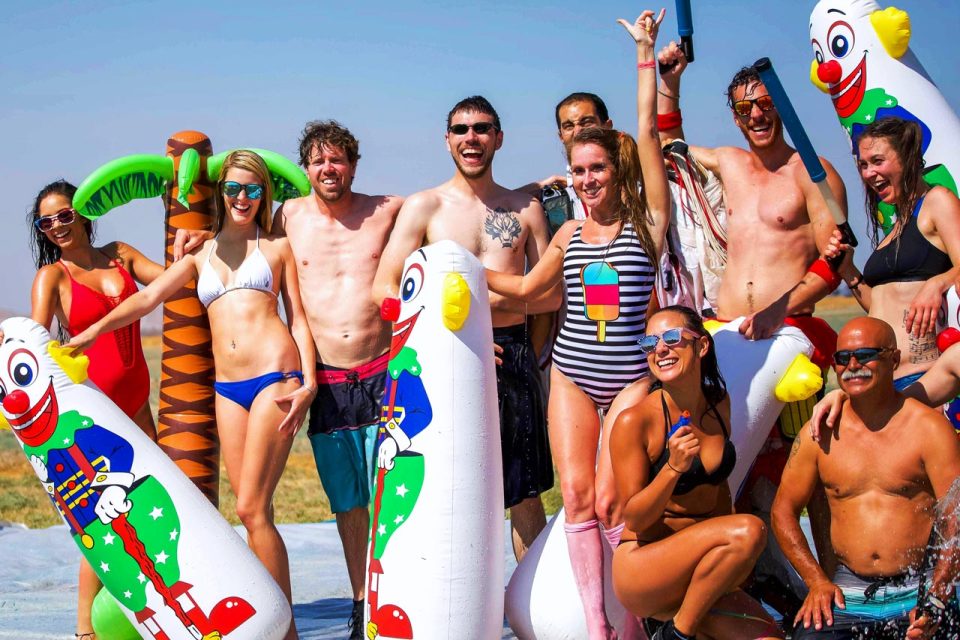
72, 131, 309, 504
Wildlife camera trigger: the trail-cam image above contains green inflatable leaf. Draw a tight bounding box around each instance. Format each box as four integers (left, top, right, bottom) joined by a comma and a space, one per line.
206, 148, 309, 203
73, 155, 174, 220
176, 148, 201, 209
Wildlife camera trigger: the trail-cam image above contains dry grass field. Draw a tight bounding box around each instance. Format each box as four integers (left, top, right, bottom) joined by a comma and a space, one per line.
0, 296, 862, 528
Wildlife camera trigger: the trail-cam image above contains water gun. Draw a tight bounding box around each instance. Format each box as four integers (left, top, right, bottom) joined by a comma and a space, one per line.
668, 410, 691, 438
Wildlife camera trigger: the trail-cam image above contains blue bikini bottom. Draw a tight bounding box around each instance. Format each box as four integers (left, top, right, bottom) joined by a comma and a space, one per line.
214, 370, 304, 411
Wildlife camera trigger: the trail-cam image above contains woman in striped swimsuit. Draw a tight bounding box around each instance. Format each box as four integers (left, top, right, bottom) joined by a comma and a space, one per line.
486, 10, 671, 638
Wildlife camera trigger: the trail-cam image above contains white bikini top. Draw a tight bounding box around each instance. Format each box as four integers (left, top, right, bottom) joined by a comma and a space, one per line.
196, 229, 276, 308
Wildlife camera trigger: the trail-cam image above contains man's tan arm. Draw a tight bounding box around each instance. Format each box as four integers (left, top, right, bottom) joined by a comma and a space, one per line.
772, 424, 831, 587
372, 193, 433, 307
919, 413, 960, 603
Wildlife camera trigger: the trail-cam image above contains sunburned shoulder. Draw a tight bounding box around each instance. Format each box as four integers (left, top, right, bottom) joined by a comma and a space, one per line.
923, 185, 960, 212
900, 397, 955, 436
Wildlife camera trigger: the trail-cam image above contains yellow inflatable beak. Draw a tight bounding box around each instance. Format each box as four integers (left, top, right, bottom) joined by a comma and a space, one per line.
702, 319, 724, 335
774, 353, 823, 403
442, 273, 471, 332
871, 7, 911, 59
47, 341, 90, 384
810, 60, 829, 93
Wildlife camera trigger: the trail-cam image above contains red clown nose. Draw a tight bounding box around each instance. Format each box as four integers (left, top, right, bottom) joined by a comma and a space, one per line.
381, 297, 401, 322
3, 389, 30, 415
938, 327, 960, 354
817, 60, 842, 85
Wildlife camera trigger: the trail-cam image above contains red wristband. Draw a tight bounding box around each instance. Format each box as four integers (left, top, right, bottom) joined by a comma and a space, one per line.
808, 258, 842, 291
657, 110, 682, 130
637, 60, 656, 70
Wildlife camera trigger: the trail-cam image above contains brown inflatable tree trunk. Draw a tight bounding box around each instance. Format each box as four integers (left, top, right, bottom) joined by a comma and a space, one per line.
159, 131, 218, 505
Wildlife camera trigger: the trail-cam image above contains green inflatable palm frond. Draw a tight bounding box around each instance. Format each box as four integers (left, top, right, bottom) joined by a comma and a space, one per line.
73, 155, 175, 220
206, 148, 309, 203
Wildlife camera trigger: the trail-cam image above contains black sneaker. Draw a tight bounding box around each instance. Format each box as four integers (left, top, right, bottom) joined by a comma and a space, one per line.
347, 599, 364, 640
651, 620, 695, 640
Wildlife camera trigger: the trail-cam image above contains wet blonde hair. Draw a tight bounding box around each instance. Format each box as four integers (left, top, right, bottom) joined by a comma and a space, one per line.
214, 150, 274, 234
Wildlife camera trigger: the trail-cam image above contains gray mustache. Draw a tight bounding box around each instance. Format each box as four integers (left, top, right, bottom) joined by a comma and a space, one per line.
841, 368, 873, 381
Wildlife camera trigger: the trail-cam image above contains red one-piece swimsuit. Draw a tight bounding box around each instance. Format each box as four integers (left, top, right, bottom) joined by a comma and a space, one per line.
58, 258, 150, 418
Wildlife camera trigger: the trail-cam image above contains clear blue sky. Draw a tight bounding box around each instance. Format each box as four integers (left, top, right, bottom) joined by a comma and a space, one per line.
2, 0, 959, 315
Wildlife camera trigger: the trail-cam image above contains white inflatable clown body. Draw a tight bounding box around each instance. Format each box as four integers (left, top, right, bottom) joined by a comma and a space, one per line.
0, 317, 291, 640
505, 320, 821, 638
809, 0, 960, 231
365, 240, 504, 640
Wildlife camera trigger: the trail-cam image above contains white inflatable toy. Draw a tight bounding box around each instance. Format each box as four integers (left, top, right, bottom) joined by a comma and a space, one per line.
365, 240, 504, 640
809, 0, 960, 231
0, 317, 291, 640
504, 319, 821, 638
505, 509, 627, 640
709, 319, 822, 497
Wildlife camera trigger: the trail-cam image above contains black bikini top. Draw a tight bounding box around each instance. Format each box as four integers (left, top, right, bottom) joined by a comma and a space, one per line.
862, 196, 952, 288
649, 393, 737, 496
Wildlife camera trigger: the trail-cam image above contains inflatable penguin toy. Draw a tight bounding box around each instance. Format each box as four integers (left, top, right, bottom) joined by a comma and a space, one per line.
809, 0, 960, 231
366, 240, 504, 640
0, 317, 291, 640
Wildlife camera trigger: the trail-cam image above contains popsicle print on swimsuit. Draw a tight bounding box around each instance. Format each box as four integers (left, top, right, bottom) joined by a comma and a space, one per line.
553, 222, 655, 409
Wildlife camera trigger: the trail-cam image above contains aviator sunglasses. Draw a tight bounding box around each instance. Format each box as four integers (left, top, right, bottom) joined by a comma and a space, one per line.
222, 181, 264, 199
638, 327, 700, 354
447, 122, 498, 135
34, 208, 77, 231
833, 347, 891, 367
732, 94, 776, 118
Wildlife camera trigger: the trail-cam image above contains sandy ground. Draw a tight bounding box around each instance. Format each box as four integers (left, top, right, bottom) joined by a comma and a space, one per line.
0, 521, 519, 639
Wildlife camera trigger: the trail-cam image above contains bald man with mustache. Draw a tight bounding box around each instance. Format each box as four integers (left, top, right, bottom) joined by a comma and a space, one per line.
772, 317, 960, 639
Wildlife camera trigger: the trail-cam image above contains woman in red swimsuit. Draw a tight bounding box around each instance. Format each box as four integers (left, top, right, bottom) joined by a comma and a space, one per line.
28, 179, 163, 640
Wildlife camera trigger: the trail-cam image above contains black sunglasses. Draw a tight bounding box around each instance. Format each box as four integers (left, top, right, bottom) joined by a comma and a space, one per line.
833, 347, 891, 366
448, 122, 498, 135
34, 208, 77, 231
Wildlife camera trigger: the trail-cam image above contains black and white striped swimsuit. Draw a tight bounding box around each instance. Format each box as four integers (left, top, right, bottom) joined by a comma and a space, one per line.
552, 222, 655, 410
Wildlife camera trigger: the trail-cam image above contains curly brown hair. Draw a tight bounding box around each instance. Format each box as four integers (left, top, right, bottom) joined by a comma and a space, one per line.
298, 120, 361, 167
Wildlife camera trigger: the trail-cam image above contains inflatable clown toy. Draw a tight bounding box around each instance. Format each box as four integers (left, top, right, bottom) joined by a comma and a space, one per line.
809, 0, 960, 231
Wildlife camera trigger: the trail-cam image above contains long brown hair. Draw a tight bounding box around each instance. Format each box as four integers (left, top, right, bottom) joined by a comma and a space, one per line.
568, 127, 658, 263
858, 117, 926, 248
214, 150, 274, 234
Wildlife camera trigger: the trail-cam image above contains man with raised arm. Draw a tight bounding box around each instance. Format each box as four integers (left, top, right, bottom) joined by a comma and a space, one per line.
772, 317, 960, 639
372, 96, 560, 561
656, 45, 845, 344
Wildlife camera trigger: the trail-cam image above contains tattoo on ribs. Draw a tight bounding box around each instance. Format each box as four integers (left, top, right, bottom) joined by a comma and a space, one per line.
484, 207, 522, 248
903, 310, 937, 365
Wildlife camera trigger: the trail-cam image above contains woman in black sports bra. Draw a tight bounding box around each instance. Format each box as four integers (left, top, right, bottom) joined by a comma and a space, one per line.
611, 306, 781, 640
824, 118, 960, 387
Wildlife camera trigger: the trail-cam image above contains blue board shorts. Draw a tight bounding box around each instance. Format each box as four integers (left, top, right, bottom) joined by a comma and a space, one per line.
308, 354, 387, 514
309, 424, 378, 514
792, 564, 957, 639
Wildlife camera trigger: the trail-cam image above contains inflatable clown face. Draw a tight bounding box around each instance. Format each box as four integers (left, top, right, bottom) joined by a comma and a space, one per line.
0, 318, 87, 446
809, 0, 911, 119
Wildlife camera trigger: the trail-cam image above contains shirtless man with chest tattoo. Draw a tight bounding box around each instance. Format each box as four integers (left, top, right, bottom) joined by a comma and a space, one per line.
373, 96, 560, 561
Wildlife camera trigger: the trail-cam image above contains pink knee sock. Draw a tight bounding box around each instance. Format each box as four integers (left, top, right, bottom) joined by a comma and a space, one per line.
602, 523, 648, 640
565, 519, 617, 639
602, 522, 624, 549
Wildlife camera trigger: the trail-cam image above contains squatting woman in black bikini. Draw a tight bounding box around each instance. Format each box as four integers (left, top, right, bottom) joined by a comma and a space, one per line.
610, 305, 782, 640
